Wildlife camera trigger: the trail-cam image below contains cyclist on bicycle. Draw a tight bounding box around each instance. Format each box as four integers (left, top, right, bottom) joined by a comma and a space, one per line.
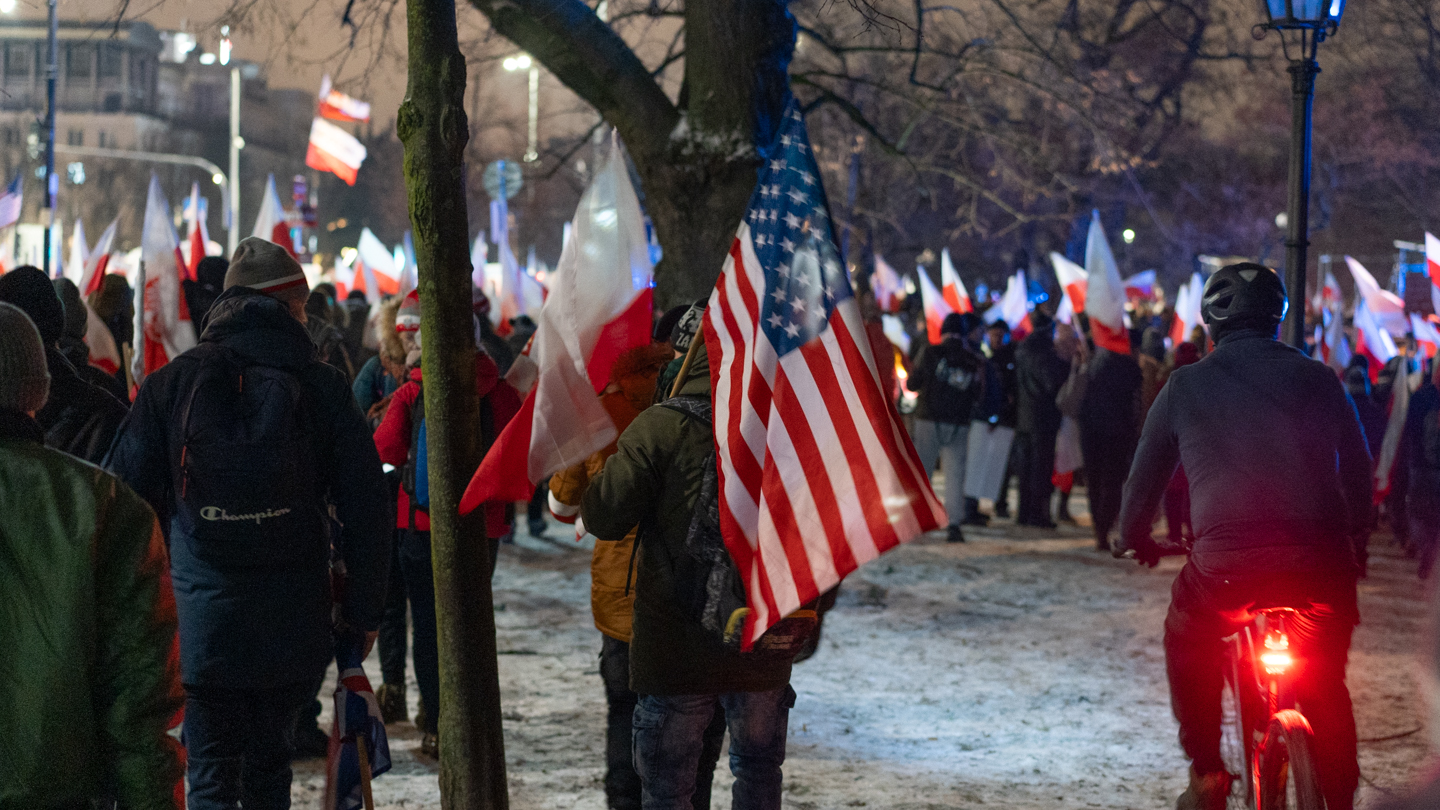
1116, 263, 1372, 810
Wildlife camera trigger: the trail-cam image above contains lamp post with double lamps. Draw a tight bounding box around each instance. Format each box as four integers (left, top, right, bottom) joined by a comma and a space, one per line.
1256, 0, 1345, 348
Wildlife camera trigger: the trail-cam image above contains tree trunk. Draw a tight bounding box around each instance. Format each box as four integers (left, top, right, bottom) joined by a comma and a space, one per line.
397, 0, 509, 805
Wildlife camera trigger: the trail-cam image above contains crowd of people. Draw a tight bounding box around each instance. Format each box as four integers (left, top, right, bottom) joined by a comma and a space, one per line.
2, 241, 1439, 810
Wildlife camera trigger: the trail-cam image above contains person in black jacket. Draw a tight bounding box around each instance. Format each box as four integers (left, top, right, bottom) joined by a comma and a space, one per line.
53, 276, 131, 403
1116, 263, 1371, 810
1078, 339, 1142, 549
908, 312, 985, 543
105, 238, 392, 809
985, 320, 1019, 518
1405, 364, 1440, 578
0, 266, 128, 463
1013, 307, 1069, 528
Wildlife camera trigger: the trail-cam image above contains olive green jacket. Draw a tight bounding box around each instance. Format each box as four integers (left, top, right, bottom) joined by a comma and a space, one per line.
582, 346, 792, 695
0, 413, 183, 810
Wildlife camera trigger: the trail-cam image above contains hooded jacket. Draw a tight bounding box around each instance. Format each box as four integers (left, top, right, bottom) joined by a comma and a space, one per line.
581, 343, 793, 695
1015, 325, 1069, 434
105, 287, 393, 688
373, 350, 523, 539
0, 410, 183, 810
910, 336, 985, 425
549, 344, 672, 642
1119, 330, 1372, 576
38, 344, 129, 463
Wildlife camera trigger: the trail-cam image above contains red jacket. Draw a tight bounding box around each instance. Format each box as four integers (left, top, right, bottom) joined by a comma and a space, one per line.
374, 352, 523, 538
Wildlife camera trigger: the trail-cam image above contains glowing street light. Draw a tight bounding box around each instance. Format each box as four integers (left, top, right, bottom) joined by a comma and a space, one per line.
1122, 228, 1136, 245
503, 54, 539, 162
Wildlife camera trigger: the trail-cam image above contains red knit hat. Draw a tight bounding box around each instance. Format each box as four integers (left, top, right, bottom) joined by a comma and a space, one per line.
396, 290, 421, 333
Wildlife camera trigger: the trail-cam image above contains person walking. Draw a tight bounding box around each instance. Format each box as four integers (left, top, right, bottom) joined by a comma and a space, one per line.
0, 266, 128, 463
581, 339, 801, 810
1014, 307, 1069, 528
1405, 360, 1440, 578
983, 319, 1019, 518
908, 312, 986, 542
1078, 336, 1142, 550
1116, 263, 1370, 810
0, 302, 184, 810
373, 289, 522, 757
105, 237, 393, 808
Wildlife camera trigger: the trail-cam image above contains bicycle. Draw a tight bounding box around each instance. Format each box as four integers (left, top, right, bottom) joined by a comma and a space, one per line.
1219, 608, 1327, 810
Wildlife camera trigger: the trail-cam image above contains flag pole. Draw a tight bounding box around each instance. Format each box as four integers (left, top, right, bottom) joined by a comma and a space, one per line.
668, 331, 702, 399
355, 731, 376, 810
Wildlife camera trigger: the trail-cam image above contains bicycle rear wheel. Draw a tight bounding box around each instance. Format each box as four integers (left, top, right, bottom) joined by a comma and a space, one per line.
1256, 709, 1326, 810
1220, 648, 1257, 809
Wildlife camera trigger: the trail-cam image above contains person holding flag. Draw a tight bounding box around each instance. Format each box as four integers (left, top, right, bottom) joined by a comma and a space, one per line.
581, 99, 943, 810
908, 311, 986, 542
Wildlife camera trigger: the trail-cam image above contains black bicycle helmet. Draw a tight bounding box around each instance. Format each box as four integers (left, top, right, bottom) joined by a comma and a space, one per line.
1201, 262, 1288, 331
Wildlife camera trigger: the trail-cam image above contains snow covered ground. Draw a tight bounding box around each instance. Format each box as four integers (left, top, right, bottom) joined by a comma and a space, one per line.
292, 499, 1434, 809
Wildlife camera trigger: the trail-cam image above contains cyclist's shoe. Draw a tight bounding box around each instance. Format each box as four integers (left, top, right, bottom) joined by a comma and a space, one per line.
1175, 766, 1232, 810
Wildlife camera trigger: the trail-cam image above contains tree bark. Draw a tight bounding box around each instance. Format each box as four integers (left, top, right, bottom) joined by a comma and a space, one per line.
398, 0, 509, 805
466, 0, 795, 309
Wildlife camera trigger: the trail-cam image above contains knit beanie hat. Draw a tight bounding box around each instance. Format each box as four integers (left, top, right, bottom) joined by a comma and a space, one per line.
0, 266, 63, 345
396, 290, 421, 333
0, 302, 51, 413
224, 236, 308, 298
52, 278, 88, 341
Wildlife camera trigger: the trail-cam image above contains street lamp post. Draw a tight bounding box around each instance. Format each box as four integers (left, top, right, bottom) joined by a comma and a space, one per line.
222, 27, 241, 257
502, 54, 538, 162
1257, 0, 1345, 348
42, 0, 55, 273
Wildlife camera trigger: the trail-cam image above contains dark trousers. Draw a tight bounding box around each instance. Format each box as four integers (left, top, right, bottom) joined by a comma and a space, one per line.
1079, 426, 1135, 545
1014, 429, 1057, 525
1164, 564, 1359, 810
399, 530, 440, 735
600, 635, 725, 810
184, 680, 317, 810
378, 532, 409, 686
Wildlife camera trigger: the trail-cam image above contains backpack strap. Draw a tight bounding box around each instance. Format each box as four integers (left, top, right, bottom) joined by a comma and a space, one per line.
659, 394, 713, 427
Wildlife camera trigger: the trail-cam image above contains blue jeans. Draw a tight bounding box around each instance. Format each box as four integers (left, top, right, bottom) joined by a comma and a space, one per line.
633, 685, 795, 810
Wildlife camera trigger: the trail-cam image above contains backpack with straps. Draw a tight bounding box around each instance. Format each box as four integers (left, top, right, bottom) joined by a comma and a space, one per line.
174, 343, 328, 565
400, 380, 497, 514
656, 394, 817, 658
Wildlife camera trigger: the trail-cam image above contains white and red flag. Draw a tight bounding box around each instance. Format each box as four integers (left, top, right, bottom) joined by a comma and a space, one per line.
1317, 305, 1351, 374
0, 173, 22, 229
1412, 313, 1440, 359
1083, 210, 1130, 354
987, 270, 1030, 336
317, 75, 372, 124
1345, 255, 1406, 336
1169, 272, 1204, 346
1050, 251, 1088, 314
870, 254, 903, 312
183, 182, 209, 280
1123, 270, 1156, 300
461, 136, 654, 510
65, 219, 87, 285
79, 219, 118, 295
132, 175, 196, 381
702, 101, 945, 648
1353, 298, 1397, 383
939, 248, 972, 314
1424, 233, 1440, 315
916, 264, 955, 345
353, 227, 400, 301
306, 117, 367, 186
251, 174, 292, 251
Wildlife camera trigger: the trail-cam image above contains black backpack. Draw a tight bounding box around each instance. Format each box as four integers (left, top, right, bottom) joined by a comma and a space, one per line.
173, 344, 328, 566
657, 395, 817, 658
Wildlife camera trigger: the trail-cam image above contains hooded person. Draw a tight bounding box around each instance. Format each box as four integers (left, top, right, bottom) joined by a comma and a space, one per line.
1014, 306, 1069, 528
53, 276, 131, 403
373, 288, 522, 757
908, 311, 986, 543
0, 302, 185, 810
0, 266, 128, 463
104, 236, 393, 808
184, 255, 229, 333
88, 273, 135, 391
548, 342, 728, 810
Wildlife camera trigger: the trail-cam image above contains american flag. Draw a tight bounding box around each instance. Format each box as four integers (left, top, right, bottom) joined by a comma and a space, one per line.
0, 173, 22, 229
703, 100, 945, 648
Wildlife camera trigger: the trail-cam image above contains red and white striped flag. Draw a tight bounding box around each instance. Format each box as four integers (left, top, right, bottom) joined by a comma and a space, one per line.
939, 248, 972, 314
916, 264, 955, 345
704, 101, 945, 649
251, 174, 293, 251
79, 218, 117, 295
318, 75, 372, 124
306, 117, 367, 186
1083, 211, 1130, 354
132, 175, 196, 381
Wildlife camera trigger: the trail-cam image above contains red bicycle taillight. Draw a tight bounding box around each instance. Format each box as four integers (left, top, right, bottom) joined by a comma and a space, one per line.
1260, 631, 1292, 674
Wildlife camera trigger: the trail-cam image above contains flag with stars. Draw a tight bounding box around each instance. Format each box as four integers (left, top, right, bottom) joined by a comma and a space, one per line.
702, 100, 945, 649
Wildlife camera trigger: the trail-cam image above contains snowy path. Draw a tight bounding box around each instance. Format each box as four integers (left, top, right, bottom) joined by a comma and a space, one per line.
292, 513, 1433, 809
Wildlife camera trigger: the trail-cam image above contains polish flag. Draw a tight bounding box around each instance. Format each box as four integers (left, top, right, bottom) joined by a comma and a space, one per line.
317, 75, 372, 123
183, 182, 208, 280
1311, 269, 1342, 313
987, 270, 1030, 334
1050, 252, 1088, 314
1412, 313, 1440, 359
871, 254, 903, 312
1169, 272, 1204, 346
1345, 255, 1406, 336
79, 219, 118, 296
917, 265, 955, 345
1376, 356, 1418, 503
1317, 306, 1351, 374
1083, 211, 1130, 354
939, 248, 972, 314
132, 175, 196, 381
1122, 269, 1156, 300
65, 219, 88, 286
1353, 299, 1397, 384
251, 175, 293, 252
353, 227, 400, 300
461, 138, 654, 511
306, 117, 367, 186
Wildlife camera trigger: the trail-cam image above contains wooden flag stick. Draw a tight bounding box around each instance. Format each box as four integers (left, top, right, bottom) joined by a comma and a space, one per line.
355, 731, 376, 810
669, 331, 703, 400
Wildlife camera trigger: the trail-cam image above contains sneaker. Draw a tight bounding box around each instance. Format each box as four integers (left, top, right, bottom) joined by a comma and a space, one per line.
946, 525, 966, 543
1175, 767, 1232, 810
291, 723, 330, 760
419, 732, 440, 759
375, 682, 408, 724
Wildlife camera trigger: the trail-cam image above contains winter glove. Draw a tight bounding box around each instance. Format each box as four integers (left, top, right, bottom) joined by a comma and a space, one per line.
1113, 533, 1162, 568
